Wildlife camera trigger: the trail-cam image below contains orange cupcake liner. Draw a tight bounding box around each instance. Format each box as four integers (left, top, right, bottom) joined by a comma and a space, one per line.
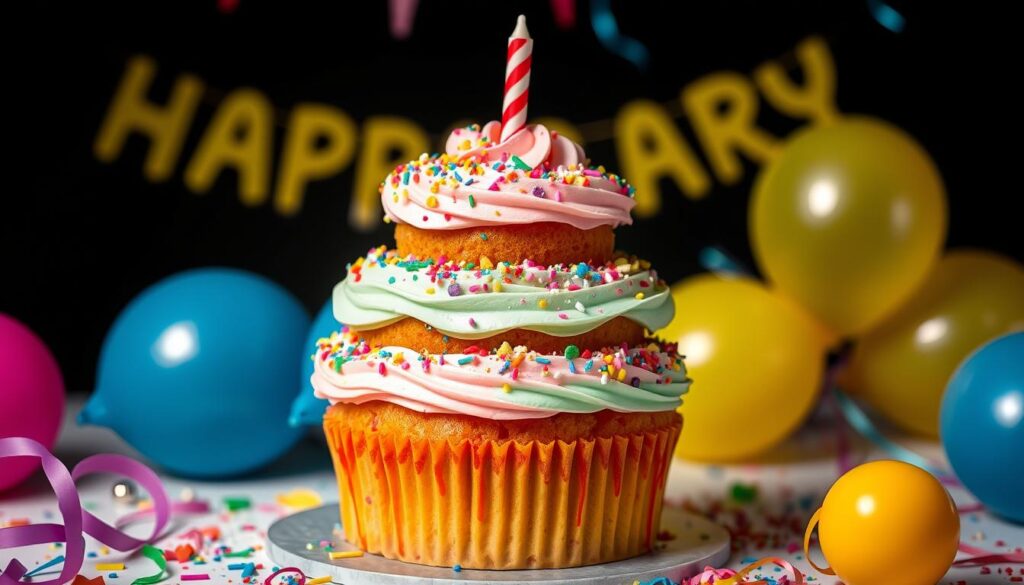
323, 417, 682, 569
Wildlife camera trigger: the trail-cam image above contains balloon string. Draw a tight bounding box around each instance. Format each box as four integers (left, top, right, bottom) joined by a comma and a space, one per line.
590, 0, 650, 70
819, 349, 855, 475
0, 437, 198, 585
831, 387, 953, 480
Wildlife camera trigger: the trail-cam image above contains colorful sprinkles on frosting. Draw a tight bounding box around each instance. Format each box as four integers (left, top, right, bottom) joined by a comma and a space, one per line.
313, 325, 688, 392
378, 131, 636, 226
344, 247, 662, 309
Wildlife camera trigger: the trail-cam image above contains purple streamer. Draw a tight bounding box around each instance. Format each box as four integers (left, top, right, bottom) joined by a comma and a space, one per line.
0, 437, 185, 585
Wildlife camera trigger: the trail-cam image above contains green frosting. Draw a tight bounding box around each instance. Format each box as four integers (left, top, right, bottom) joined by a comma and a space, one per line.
333, 263, 674, 339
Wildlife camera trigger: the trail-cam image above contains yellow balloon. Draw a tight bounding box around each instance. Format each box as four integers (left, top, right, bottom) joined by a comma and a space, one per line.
805, 460, 959, 585
750, 116, 947, 337
663, 274, 824, 461
844, 250, 1024, 437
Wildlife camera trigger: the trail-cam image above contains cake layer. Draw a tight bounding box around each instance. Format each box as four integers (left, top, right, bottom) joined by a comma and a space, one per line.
395, 222, 614, 265
325, 400, 681, 445
311, 327, 689, 420
350, 316, 646, 355
335, 247, 673, 340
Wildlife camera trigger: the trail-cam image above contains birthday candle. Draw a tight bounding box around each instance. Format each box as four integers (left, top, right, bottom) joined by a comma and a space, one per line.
500, 14, 533, 143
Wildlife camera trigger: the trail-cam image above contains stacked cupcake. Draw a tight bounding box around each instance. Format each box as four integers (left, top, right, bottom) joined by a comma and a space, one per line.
311, 118, 690, 570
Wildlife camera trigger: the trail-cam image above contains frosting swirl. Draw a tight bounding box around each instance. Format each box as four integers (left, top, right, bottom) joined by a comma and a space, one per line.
335, 247, 675, 338
381, 122, 636, 230
311, 329, 689, 420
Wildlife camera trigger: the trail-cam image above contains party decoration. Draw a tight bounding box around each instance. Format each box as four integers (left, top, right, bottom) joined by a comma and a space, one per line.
750, 116, 947, 337
684, 558, 804, 584
79, 268, 309, 478
500, 15, 533, 142
867, 0, 906, 33
590, 0, 649, 70
661, 274, 825, 461
804, 460, 959, 585
289, 299, 337, 427
0, 314, 65, 492
942, 332, 1024, 522
550, 0, 576, 29
845, 250, 1024, 436
387, 0, 420, 40
834, 389, 946, 477
0, 437, 182, 585
217, 0, 240, 14
96, 38, 836, 228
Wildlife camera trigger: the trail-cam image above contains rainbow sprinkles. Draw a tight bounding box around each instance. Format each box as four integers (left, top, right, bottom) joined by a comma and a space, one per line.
311, 325, 689, 420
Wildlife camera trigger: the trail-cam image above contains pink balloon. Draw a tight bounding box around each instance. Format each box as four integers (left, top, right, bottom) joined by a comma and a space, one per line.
0, 314, 65, 491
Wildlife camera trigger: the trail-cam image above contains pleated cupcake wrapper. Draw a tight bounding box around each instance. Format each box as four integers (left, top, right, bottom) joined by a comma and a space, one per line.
323, 419, 682, 569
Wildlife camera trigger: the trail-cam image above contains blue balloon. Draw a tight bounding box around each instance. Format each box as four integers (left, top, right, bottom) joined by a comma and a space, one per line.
80, 268, 309, 478
941, 331, 1024, 523
289, 299, 337, 427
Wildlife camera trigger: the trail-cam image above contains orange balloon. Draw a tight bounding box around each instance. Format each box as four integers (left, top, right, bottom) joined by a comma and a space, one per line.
844, 250, 1024, 436
805, 460, 959, 585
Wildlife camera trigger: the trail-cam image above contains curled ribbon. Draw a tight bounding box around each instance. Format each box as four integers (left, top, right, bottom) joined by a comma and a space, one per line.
0, 437, 195, 585
683, 557, 805, 584
866, 0, 906, 33
590, 0, 650, 70
262, 567, 306, 585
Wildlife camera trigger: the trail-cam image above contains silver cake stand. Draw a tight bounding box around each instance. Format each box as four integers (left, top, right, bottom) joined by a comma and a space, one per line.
267, 504, 730, 585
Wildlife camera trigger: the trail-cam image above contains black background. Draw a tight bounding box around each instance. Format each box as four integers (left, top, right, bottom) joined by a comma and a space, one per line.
4, 1, 1022, 395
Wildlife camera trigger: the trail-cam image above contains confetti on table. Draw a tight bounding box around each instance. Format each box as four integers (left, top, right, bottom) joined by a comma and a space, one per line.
730, 482, 759, 504
276, 488, 322, 509
180, 574, 210, 581
306, 577, 332, 585
223, 496, 252, 511
23, 555, 66, 577
174, 544, 196, 563
94, 563, 124, 571
328, 550, 364, 560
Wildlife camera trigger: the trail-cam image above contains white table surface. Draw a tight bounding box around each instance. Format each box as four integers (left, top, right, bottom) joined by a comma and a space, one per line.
3, 398, 1022, 584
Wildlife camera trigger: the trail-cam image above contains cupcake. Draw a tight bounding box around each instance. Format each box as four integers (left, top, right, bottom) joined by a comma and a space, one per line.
310, 117, 690, 569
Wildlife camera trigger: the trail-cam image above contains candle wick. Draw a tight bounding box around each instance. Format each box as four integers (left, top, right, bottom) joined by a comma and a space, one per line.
512, 14, 531, 39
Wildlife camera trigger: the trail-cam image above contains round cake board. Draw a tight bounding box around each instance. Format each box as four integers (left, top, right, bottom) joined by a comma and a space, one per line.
267, 504, 730, 585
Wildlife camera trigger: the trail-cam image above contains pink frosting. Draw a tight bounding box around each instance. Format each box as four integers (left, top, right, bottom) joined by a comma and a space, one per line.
381, 122, 636, 230
311, 339, 689, 420
445, 121, 587, 169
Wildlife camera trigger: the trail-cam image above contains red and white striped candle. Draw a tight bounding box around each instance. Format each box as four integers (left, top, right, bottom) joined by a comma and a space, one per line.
500, 14, 533, 143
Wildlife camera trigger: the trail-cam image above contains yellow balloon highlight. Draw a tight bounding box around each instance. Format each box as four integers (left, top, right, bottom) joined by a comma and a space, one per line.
844, 250, 1024, 437
750, 116, 947, 337
663, 275, 824, 461
805, 460, 959, 585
